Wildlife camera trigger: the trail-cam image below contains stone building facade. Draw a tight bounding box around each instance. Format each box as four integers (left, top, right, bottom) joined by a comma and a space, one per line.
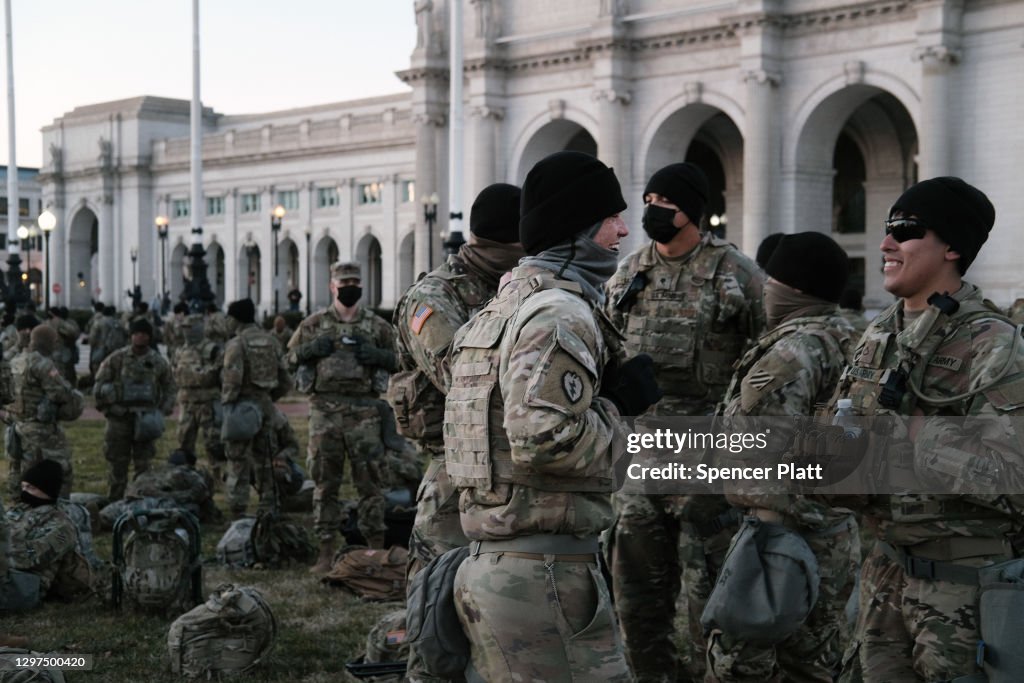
37, 0, 1024, 312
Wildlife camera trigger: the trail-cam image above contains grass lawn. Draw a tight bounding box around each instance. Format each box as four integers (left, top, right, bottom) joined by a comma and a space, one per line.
2, 406, 400, 682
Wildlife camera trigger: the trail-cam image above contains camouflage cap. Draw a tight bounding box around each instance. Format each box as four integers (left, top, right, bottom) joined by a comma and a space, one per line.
331, 261, 361, 281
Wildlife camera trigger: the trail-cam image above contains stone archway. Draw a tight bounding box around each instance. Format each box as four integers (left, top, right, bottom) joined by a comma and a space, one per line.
398, 229, 415, 295
206, 241, 225, 305
67, 206, 98, 309
514, 119, 598, 183
356, 233, 383, 309
169, 243, 189, 304
313, 235, 339, 310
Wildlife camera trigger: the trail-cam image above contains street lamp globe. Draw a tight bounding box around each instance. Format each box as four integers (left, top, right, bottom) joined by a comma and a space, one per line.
38, 210, 57, 232
272, 205, 286, 221
16, 225, 28, 240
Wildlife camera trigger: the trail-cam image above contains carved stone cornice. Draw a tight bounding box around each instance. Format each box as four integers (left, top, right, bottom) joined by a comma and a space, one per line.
591, 89, 632, 105
741, 69, 783, 87
912, 44, 961, 65
469, 105, 505, 121
845, 60, 866, 85
413, 111, 447, 127
396, 67, 450, 85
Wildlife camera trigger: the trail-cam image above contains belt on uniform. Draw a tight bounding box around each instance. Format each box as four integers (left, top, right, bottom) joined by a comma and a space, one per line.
469, 534, 599, 562
878, 538, 1012, 585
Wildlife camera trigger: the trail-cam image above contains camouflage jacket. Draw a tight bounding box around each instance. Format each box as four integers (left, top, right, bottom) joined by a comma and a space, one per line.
204, 311, 230, 343
163, 315, 187, 360
0, 323, 18, 357
388, 253, 496, 449
5, 502, 81, 592
222, 324, 292, 404
605, 234, 765, 415
126, 464, 212, 507
174, 338, 224, 403
719, 309, 857, 528
287, 305, 395, 407
446, 264, 627, 541
89, 315, 127, 357
94, 345, 176, 415
839, 308, 870, 345
272, 326, 294, 352
0, 498, 8, 577
46, 317, 81, 366
828, 282, 1024, 544
9, 349, 82, 422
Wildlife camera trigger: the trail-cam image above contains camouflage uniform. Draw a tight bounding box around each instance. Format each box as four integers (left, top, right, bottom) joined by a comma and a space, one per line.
163, 313, 187, 362
604, 234, 765, 681
1007, 297, 1024, 326
272, 323, 294, 353
204, 310, 230, 343
389, 253, 496, 579
173, 320, 226, 478
287, 305, 395, 546
709, 309, 859, 681
94, 345, 176, 501
221, 322, 292, 516
446, 264, 631, 682
840, 308, 870, 343
5, 502, 92, 600
46, 315, 81, 385
831, 283, 1024, 682
88, 313, 127, 377
8, 348, 84, 498
0, 323, 18, 357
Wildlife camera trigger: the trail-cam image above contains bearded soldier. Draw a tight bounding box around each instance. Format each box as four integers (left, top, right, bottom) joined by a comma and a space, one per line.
604, 162, 765, 681
288, 262, 397, 570
447, 151, 661, 681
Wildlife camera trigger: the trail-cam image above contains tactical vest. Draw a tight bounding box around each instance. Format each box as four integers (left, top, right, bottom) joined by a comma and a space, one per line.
444, 272, 614, 493
10, 352, 48, 420
175, 342, 220, 392
827, 287, 1019, 524
240, 330, 280, 391
119, 352, 159, 407
621, 238, 749, 401
390, 260, 490, 443
313, 312, 379, 395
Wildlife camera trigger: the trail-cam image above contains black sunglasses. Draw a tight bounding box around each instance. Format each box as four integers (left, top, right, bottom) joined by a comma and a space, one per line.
884, 217, 928, 243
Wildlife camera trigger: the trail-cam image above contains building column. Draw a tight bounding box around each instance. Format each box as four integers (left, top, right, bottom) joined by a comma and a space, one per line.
741, 68, 781, 253
99, 195, 115, 308
468, 106, 503, 202
593, 89, 630, 182
414, 114, 443, 274
914, 46, 959, 179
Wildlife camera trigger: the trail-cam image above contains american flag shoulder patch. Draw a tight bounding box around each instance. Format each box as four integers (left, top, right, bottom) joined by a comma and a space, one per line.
410, 305, 434, 335
746, 370, 774, 391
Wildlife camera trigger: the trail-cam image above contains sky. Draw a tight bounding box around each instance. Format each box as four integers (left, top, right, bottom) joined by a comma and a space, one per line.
0, 0, 416, 168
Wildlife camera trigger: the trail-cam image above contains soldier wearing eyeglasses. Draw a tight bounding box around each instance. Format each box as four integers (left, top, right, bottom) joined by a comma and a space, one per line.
826, 177, 1024, 682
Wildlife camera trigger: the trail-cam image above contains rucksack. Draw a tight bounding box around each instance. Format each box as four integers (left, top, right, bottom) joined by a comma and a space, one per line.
216, 512, 315, 569
322, 546, 408, 601
100, 496, 195, 531
167, 584, 277, 680
344, 608, 410, 680
405, 546, 471, 678
56, 499, 104, 572
112, 508, 202, 615
0, 647, 66, 683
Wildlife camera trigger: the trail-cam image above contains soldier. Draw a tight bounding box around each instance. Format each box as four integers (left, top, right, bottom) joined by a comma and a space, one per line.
221, 298, 292, 517
604, 162, 766, 681
829, 177, 1024, 682
390, 183, 525, 577
173, 315, 226, 482
287, 261, 397, 570
6, 325, 84, 498
82, 301, 105, 338
46, 307, 81, 386
88, 304, 127, 379
10, 314, 39, 354
163, 302, 190, 362
94, 318, 176, 501
447, 151, 661, 681
6, 460, 92, 601
204, 302, 230, 343
0, 309, 16, 357
271, 315, 293, 352
709, 232, 859, 681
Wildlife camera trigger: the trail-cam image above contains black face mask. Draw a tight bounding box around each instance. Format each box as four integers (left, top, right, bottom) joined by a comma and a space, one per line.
642, 204, 681, 244
337, 285, 362, 307
20, 490, 52, 507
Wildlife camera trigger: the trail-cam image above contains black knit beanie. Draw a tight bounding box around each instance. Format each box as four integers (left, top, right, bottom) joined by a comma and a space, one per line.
15, 314, 39, 331
765, 232, 849, 303
519, 151, 626, 255
227, 298, 256, 324
889, 177, 995, 274
129, 318, 153, 337
470, 183, 522, 244
756, 233, 784, 269
22, 459, 63, 500
643, 162, 710, 225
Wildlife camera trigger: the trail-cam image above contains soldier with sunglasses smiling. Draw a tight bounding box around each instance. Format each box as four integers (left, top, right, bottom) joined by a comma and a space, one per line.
825, 177, 1024, 682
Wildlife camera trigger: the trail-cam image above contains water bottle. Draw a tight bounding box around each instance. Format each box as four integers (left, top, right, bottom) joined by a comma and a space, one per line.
832, 398, 862, 439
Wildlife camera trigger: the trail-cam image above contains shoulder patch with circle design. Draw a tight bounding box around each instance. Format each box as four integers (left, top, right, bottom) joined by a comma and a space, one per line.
562, 371, 584, 403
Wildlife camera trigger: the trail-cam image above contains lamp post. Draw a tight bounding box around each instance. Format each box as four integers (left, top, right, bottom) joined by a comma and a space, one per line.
155, 215, 169, 312
16, 225, 30, 301
130, 246, 139, 307
270, 204, 285, 313
422, 192, 439, 271
38, 209, 56, 310
304, 225, 312, 316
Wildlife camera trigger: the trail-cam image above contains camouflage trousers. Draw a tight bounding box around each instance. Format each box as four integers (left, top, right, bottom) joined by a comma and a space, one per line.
223, 399, 277, 517
8, 422, 74, 498
406, 447, 469, 683
838, 541, 988, 683
454, 551, 631, 682
308, 401, 386, 545
177, 400, 226, 476
104, 415, 157, 501
610, 492, 733, 682
707, 515, 858, 682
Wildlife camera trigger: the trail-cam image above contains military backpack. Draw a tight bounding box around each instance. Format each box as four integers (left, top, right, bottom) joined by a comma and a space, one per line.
323, 545, 408, 601
0, 647, 66, 683
215, 512, 315, 569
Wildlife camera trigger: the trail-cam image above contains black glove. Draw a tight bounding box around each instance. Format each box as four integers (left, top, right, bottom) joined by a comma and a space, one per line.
296, 336, 334, 362
355, 343, 397, 371
600, 354, 663, 416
